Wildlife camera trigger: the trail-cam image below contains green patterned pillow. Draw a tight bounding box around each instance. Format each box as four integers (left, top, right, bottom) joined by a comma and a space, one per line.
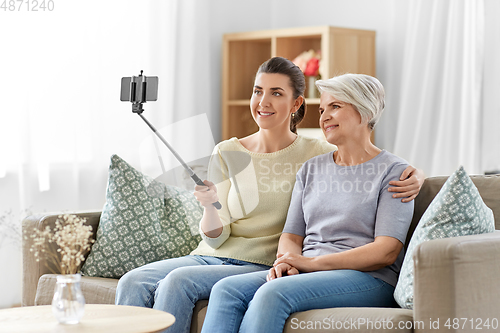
81, 154, 203, 278
394, 166, 495, 309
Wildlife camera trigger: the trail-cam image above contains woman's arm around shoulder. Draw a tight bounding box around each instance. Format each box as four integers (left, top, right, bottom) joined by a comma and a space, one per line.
389, 166, 425, 202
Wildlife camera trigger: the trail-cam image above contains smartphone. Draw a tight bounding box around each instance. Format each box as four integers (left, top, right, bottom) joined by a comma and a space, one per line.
120, 76, 158, 102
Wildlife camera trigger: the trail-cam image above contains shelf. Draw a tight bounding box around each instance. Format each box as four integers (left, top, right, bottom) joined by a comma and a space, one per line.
305, 98, 320, 105
222, 26, 376, 141
227, 98, 319, 106
225, 105, 258, 139
276, 36, 322, 61
225, 39, 271, 101
227, 100, 251, 106
300, 107, 321, 128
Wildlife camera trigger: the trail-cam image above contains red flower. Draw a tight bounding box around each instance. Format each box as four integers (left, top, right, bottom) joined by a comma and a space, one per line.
292, 49, 321, 77
304, 57, 320, 77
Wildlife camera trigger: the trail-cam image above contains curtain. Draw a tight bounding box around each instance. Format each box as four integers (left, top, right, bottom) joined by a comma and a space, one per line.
0, 0, 213, 308
481, 0, 500, 174
391, 0, 485, 177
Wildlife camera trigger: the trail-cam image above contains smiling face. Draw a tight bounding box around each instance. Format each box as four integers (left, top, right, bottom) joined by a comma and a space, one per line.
250, 73, 301, 133
319, 92, 367, 145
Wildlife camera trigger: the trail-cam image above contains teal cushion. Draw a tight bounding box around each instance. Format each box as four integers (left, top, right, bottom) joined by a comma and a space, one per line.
394, 166, 495, 309
81, 155, 203, 278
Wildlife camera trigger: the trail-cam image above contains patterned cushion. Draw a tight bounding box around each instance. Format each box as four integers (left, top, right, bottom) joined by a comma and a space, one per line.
81, 155, 203, 278
394, 166, 495, 309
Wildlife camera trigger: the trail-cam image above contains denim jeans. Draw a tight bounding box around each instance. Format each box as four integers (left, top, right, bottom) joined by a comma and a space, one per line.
201, 269, 397, 333
115, 255, 269, 333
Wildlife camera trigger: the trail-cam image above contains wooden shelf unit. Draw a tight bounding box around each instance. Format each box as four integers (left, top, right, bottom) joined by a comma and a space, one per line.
221, 26, 376, 140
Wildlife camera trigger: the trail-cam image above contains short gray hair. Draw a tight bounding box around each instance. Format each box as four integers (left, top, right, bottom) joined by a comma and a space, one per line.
315, 74, 385, 130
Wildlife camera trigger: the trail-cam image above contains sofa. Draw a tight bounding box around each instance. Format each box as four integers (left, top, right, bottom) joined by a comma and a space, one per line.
22, 174, 500, 333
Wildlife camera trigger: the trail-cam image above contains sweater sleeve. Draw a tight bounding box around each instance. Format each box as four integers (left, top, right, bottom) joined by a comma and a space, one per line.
198, 145, 232, 249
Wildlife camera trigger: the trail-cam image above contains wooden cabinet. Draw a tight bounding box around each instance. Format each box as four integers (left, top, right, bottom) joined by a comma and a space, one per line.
221, 26, 376, 141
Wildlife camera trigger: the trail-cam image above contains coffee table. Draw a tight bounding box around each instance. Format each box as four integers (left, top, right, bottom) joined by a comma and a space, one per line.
0, 304, 175, 333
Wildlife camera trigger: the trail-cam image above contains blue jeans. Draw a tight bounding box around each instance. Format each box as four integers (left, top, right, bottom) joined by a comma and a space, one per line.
202, 269, 397, 333
115, 255, 269, 333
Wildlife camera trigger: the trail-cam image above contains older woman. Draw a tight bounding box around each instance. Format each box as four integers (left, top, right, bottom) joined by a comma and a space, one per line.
200, 74, 415, 333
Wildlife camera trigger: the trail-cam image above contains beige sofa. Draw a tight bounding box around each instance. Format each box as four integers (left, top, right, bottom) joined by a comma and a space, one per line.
23, 175, 500, 333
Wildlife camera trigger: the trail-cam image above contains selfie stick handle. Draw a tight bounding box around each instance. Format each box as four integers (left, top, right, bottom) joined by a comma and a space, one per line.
136, 113, 222, 210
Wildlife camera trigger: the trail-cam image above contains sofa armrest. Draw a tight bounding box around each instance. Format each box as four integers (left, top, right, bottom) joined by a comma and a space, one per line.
413, 231, 500, 332
22, 211, 101, 306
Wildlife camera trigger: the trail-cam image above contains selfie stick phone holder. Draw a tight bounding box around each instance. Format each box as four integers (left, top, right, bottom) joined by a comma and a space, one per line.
122, 71, 222, 210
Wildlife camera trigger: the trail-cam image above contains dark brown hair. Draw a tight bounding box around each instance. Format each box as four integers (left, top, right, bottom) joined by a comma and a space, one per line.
256, 57, 306, 133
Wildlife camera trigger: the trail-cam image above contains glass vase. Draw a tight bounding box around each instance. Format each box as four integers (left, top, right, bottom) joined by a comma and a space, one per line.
307, 76, 319, 99
52, 274, 85, 324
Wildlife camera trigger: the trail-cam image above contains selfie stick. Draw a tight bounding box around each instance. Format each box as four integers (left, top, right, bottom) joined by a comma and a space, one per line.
128, 71, 222, 210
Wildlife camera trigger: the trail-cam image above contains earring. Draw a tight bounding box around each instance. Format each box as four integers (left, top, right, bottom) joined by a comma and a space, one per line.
291, 113, 295, 118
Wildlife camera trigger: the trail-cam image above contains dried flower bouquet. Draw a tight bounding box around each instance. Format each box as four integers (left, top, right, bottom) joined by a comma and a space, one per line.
29, 214, 94, 275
